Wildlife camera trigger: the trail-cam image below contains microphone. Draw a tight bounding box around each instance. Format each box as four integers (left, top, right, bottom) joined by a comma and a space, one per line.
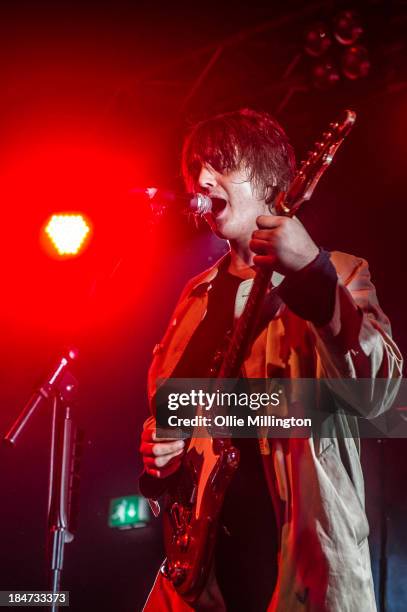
129, 187, 213, 215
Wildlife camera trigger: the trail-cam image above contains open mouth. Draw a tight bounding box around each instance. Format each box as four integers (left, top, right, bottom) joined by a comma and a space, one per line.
211, 197, 227, 216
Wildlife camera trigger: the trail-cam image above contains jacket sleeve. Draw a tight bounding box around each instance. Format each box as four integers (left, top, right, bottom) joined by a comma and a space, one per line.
139, 276, 199, 502
279, 251, 403, 418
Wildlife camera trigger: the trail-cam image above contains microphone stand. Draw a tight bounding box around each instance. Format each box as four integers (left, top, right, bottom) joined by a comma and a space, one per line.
4, 349, 79, 610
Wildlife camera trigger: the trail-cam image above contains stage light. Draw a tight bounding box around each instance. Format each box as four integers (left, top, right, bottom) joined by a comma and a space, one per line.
333, 10, 363, 45
342, 45, 370, 80
304, 23, 332, 57
44, 214, 91, 256
311, 59, 340, 89
302, 10, 370, 92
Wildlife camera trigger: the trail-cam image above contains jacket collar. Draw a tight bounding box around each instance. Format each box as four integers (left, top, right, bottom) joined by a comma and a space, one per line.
187, 250, 285, 298
188, 251, 231, 297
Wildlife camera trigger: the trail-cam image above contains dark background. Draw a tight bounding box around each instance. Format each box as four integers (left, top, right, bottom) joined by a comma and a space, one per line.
0, 1, 406, 610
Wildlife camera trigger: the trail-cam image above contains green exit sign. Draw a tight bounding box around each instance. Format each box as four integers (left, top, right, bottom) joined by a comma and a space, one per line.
108, 495, 150, 529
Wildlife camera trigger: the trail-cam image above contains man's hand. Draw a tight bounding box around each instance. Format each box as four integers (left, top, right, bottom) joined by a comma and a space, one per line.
140, 419, 185, 479
250, 215, 319, 274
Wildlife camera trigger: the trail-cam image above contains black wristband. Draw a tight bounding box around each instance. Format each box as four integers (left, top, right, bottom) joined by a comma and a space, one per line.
278, 249, 337, 327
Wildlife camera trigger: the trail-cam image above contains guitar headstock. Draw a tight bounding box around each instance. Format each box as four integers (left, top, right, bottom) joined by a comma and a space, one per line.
275, 109, 356, 217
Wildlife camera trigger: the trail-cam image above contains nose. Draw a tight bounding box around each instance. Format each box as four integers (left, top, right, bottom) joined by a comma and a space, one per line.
198, 165, 217, 191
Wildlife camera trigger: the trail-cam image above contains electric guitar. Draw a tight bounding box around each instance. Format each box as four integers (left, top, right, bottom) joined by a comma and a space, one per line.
161, 109, 356, 604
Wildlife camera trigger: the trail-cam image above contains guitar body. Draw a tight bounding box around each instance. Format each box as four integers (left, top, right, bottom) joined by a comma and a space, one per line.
161, 110, 356, 604
162, 437, 239, 601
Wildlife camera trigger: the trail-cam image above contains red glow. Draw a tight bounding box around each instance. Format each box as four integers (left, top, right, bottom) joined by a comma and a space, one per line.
1, 137, 159, 343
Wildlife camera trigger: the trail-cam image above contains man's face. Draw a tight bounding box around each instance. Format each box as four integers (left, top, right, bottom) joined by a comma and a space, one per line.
197, 164, 270, 244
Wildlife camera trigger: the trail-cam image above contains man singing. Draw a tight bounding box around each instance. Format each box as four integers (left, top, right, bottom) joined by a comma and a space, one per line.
139, 109, 402, 611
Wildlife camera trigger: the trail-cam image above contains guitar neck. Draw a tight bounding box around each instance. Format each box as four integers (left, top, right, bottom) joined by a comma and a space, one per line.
218, 266, 272, 378
217, 109, 356, 380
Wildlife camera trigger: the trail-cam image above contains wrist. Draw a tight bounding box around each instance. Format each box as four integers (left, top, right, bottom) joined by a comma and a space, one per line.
291, 244, 320, 272
278, 249, 338, 326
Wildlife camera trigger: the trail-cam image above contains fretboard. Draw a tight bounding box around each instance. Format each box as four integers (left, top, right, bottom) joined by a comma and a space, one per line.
218, 267, 272, 378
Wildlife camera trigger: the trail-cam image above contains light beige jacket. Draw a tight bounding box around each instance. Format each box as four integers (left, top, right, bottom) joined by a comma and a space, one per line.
143, 251, 403, 612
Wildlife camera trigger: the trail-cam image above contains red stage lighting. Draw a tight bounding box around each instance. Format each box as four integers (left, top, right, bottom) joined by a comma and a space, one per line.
333, 10, 363, 46
304, 23, 332, 57
44, 213, 91, 256
342, 45, 370, 80
311, 59, 340, 89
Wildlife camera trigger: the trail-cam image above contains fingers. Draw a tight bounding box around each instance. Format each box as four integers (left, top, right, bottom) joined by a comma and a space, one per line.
143, 447, 185, 469
252, 217, 287, 253
250, 237, 277, 268
256, 214, 284, 229
140, 438, 185, 458
250, 238, 271, 255
141, 427, 184, 451
140, 419, 186, 478
141, 426, 179, 443
252, 229, 278, 241
145, 456, 184, 479
253, 254, 277, 267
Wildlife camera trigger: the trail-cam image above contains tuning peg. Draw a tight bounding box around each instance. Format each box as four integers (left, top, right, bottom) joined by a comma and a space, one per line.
323, 131, 332, 139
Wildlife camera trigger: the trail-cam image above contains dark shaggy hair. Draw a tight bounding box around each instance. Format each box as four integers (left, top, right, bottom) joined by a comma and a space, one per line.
182, 108, 296, 202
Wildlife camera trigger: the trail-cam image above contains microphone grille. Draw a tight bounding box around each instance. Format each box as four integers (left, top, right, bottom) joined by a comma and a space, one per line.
190, 193, 212, 214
